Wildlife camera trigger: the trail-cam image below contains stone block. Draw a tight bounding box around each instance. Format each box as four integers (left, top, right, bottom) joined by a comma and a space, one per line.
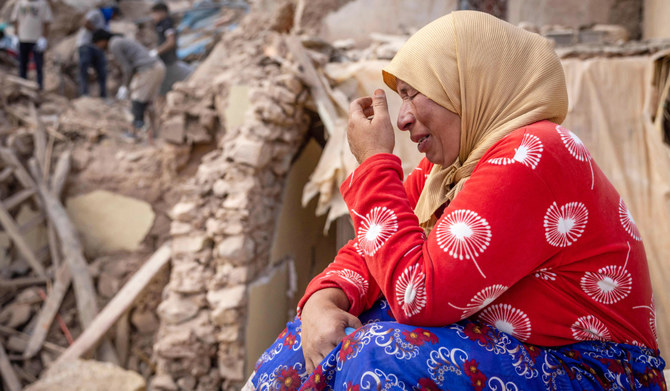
170, 221, 193, 236
66, 190, 155, 256
229, 136, 271, 168
150, 374, 178, 391
169, 261, 209, 294
206, 285, 246, 312
215, 235, 254, 265
212, 179, 228, 197
211, 307, 240, 326
172, 233, 211, 255
224, 85, 251, 131
169, 201, 197, 222
131, 309, 160, 334
25, 359, 145, 391
161, 115, 186, 144
218, 352, 245, 381
157, 293, 201, 324
222, 191, 249, 210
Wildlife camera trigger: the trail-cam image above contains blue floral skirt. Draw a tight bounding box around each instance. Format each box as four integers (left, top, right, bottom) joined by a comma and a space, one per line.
249, 299, 666, 390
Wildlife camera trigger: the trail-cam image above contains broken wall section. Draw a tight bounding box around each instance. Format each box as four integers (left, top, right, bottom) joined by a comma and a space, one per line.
151, 3, 315, 389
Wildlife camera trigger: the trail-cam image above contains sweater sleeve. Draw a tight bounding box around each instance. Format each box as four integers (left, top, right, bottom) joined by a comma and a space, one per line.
296, 158, 432, 317
341, 132, 558, 326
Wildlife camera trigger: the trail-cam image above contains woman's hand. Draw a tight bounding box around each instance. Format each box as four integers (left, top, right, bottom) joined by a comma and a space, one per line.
347, 90, 395, 164
300, 288, 363, 373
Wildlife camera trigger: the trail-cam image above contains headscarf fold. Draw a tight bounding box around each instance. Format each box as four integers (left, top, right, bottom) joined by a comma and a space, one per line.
382, 11, 568, 233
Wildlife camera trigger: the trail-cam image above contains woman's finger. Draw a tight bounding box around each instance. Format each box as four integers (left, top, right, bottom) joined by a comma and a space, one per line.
349, 96, 373, 119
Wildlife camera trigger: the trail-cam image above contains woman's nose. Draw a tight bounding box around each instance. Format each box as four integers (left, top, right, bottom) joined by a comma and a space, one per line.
397, 103, 414, 131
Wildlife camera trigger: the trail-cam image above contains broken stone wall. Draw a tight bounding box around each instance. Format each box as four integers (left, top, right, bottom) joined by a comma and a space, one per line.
151, 3, 317, 388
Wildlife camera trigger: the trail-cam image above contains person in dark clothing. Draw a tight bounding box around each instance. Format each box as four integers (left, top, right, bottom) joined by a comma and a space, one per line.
93, 29, 165, 137
150, 2, 191, 95
76, 5, 120, 97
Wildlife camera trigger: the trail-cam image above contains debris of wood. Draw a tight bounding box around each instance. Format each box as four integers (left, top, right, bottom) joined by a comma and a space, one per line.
55, 242, 171, 364
0, 343, 21, 391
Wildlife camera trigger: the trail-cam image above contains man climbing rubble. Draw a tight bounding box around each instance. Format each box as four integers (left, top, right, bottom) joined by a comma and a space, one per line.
76, 3, 121, 98
10, 0, 52, 90
92, 29, 165, 140
150, 2, 192, 96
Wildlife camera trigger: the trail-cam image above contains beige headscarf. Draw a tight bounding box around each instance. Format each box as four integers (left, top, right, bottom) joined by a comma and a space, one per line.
383, 11, 568, 232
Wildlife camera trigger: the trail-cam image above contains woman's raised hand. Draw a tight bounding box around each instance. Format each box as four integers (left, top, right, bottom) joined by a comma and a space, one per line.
347, 90, 396, 164
300, 288, 363, 374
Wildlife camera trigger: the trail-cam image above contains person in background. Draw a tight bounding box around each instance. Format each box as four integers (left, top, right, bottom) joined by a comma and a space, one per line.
10, 0, 52, 90
92, 29, 165, 139
76, 4, 120, 98
150, 2, 192, 96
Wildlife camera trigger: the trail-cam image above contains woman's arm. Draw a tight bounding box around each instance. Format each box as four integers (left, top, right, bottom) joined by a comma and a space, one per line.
341, 134, 558, 328
297, 158, 432, 316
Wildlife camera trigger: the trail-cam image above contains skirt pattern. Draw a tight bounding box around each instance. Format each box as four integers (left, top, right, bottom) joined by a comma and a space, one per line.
249, 299, 666, 391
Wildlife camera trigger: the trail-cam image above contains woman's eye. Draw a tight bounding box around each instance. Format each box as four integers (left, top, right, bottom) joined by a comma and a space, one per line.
408, 92, 419, 101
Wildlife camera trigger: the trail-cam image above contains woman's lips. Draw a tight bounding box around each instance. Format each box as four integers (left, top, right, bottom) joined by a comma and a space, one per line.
417, 134, 430, 153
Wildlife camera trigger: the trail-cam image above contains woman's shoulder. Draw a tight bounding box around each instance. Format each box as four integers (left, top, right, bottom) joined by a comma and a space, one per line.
481, 120, 580, 165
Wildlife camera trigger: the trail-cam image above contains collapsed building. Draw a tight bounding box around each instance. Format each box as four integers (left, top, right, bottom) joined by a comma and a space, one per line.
1, 0, 670, 390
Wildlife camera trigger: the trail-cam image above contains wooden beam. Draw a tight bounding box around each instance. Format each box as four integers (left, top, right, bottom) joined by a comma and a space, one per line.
55, 243, 171, 364
0, 148, 36, 191
0, 167, 12, 182
22, 264, 70, 359
28, 159, 119, 364
0, 202, 46, 277
3, 188, 36, 211
0, 276, 48, 289
285, 35, 341, 137
0, 344, 21, 391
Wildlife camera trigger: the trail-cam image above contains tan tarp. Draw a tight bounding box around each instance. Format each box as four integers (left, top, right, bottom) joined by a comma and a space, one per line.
305, 53, 670, 354
561, 53, 670, 355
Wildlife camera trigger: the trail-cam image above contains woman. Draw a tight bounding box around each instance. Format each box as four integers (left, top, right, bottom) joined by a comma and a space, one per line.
247, 11, 665, 390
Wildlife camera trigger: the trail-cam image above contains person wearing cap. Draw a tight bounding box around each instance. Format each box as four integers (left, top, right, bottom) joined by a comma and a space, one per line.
10, 0, 52, 90
245, 11, 665, 391
92, 30, 165, 136
150, 2, 191, 96
76, 4, 120, 97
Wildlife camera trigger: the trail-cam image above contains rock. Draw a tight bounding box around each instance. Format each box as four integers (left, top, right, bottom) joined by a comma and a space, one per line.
150, 374, 178, 391
212, 179, 227, 197
210, 308, 240, 326
161, 115, 186, 144
25, 359, 145, 391
216, 325, 240, 342
66, 190, 155, 256
15, 204, 49, 254
170, 221, 193, 236
157, 293, 200, 324
206, 285, 246, 312
176, 376, 197, 390
0, 302, 32, 329
131, 309, 160, 334
169, 201, 198, 222
169, 261, 209, 294
228, 135, 271, 168
172, 233, 211, 255
224, 85, 251, 131
218, 351, 245, 381
214, 235, 254, 265
97, 271, 121, 299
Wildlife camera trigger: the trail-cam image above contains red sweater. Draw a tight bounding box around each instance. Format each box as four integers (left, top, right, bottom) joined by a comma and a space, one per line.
298, 120, 657, 349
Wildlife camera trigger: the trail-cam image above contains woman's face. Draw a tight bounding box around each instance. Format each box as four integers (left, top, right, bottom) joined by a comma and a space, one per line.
396, 79, 461, 166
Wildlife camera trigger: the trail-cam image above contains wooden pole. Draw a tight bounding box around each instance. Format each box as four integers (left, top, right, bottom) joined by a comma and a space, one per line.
55, 243, 171, 364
